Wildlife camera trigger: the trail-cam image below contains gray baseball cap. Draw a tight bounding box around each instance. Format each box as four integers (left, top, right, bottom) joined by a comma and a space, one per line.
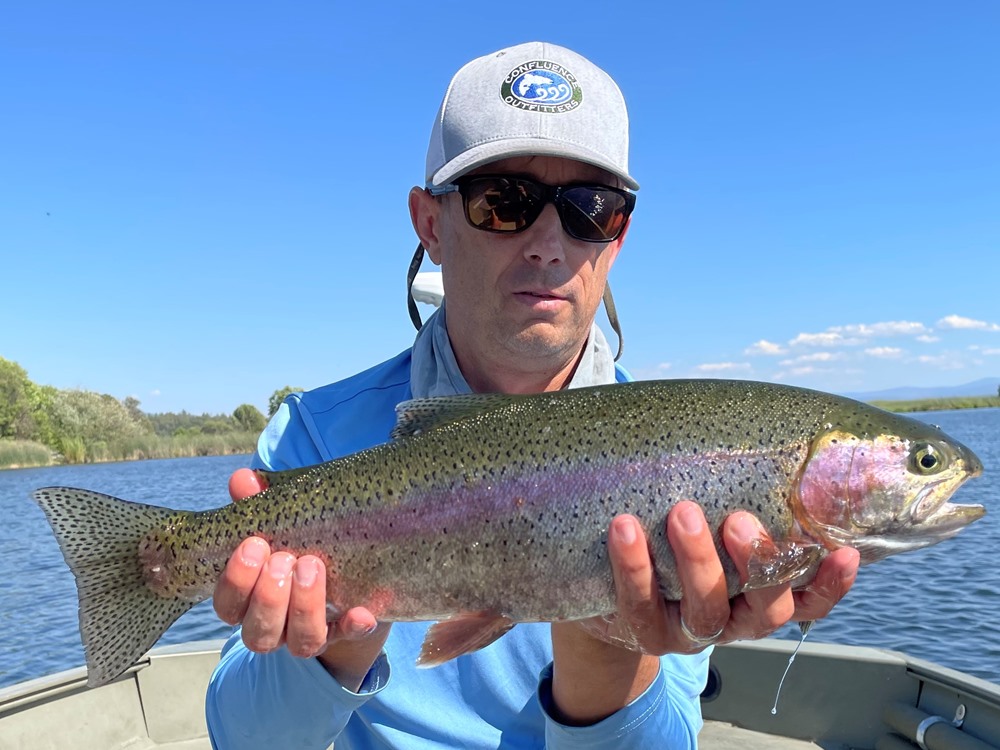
424, 41, 639, 190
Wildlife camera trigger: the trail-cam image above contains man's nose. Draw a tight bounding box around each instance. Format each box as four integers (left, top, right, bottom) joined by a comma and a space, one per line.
522, 205, 566, 265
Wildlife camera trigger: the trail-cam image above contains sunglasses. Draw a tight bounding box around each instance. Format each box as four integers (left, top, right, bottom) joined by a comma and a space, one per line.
429, 175, 636, 243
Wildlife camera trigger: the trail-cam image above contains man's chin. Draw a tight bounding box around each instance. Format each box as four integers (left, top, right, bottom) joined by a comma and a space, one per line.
504, 325, 580, 360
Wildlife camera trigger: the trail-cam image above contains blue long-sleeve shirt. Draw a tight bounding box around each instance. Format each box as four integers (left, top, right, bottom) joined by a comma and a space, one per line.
206, 349, 709, 749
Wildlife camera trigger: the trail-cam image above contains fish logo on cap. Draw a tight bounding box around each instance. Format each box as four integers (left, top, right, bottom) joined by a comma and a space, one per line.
500, 60, 583, 114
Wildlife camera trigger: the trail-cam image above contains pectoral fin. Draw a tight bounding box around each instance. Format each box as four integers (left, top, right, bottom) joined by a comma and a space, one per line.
743, 539, 827, 592
416, 612, 516, 667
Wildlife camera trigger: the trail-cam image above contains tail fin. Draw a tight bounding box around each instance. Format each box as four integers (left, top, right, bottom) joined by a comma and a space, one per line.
33, 487, 198, 687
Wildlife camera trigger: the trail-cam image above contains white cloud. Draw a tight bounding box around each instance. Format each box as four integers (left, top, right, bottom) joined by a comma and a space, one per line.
790, 320, 932, 349
830, 321, 930, 337
916, 334, 940, 343
744, 339, 786, 356
779, 352, 843, 365
936, 314, 1000, 331
864, 347, 904, 359
982, 348, 1000, 356
789, 331, 858, 347
695, 362, 751, 373
150, 389, 161, 397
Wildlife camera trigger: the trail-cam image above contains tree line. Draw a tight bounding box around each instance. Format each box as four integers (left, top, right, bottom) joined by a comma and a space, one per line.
0, 356, 301, 468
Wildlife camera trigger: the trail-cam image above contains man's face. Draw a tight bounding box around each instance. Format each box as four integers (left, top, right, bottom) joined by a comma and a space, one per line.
419, 155, 629, 389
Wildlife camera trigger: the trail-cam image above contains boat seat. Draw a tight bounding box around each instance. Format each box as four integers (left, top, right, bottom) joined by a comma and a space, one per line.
700, 720, 826, 749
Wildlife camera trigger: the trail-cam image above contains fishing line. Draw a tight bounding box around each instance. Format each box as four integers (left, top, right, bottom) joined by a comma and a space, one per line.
771, 621, 813, 715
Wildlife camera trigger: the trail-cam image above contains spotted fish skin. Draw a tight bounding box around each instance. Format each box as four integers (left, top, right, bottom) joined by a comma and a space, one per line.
32, 379, 985, 687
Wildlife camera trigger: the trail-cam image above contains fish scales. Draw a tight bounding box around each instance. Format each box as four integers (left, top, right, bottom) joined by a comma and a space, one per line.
159, 382, 816, 616
32, 378, 985, 686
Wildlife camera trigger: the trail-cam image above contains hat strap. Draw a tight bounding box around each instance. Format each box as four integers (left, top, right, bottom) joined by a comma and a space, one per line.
406, 242, 425, 331
603, 282, 624, 361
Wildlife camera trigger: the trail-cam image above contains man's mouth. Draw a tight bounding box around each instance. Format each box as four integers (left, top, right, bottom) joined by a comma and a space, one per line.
517, 290, 567, 301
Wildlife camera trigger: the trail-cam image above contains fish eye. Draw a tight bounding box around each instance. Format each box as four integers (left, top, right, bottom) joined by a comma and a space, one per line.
910, 442, 946, 475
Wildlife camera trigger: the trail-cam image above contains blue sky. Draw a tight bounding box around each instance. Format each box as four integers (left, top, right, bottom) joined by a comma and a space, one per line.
3, 2, 998, 415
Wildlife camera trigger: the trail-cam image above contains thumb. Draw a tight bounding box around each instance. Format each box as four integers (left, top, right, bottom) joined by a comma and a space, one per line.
228, 468, 268, 502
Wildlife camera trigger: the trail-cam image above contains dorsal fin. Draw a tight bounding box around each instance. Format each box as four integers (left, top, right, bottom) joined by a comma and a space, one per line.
391, 393, 518, 440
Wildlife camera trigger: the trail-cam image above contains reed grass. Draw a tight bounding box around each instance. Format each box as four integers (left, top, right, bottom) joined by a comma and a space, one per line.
0, 433, 256, 469
80, 432, 258, 463
0, 440, 54, 469
870, 396, 1000, 413
60, 436, 86, 464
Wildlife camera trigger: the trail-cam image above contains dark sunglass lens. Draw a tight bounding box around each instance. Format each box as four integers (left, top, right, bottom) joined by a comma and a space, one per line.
464, 178, 543, 232
560, 187, 629, 241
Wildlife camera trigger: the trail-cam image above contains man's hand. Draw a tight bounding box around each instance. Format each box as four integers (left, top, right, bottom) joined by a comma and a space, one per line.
550, 502, 860, 724
212, 468, 390, 690
603, 501, 860, 653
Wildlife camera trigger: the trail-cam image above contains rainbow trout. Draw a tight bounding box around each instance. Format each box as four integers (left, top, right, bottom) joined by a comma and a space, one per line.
33, 379, 985, 687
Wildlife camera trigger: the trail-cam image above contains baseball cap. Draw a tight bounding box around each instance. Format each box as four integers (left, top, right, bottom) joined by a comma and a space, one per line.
425, 41, 639, 190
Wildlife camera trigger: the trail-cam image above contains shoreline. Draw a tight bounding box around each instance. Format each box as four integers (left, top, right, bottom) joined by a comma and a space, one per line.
869, 397, 1000, 414
0, 448, 254, 472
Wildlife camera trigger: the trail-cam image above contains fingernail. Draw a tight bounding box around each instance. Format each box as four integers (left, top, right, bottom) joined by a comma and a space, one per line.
678, 505, 705, 535
294, 558, 319, 587
240, 538, 268, 567
350, 620, 378, 637
614, 517, 637, 546
267, 553, 294, 580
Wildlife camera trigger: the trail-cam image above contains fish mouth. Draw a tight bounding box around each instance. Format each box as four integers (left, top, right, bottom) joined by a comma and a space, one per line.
914, 499, 986, 536
910, 482, 986, 539
854, 496, 986, 565
910, 451, 984, 526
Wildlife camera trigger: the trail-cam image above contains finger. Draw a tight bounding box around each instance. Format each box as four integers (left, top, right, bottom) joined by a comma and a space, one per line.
723, 513, 795, 638
330, 607, 381, 641
214, 536, 270, 625
667, 502, 729, 643
607, 515, 669, 652
792, 546, 859, 621
241, 551, 296, 653
229, 468, 267, 502
285, 556, 331, 658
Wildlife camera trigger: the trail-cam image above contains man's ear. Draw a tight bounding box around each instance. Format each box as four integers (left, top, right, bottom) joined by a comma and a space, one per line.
409, 187, 443, 264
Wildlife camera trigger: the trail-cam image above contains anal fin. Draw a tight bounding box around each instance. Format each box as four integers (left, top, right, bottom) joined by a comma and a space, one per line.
416, 612, 516, 667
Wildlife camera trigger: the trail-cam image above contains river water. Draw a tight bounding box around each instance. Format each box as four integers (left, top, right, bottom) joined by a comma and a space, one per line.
1, 408, 997, 690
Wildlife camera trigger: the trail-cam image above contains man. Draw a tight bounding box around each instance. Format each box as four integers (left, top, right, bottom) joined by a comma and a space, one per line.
205, 41, 860, 748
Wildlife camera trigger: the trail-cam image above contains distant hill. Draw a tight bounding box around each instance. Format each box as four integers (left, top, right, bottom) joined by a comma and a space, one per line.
845, 377, 1000, 402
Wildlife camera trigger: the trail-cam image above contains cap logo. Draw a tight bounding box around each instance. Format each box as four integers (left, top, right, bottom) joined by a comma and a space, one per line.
500, 60, 583, 114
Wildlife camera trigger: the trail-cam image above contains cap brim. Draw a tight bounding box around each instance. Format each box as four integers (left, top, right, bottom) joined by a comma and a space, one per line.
429, 138, 640, 191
